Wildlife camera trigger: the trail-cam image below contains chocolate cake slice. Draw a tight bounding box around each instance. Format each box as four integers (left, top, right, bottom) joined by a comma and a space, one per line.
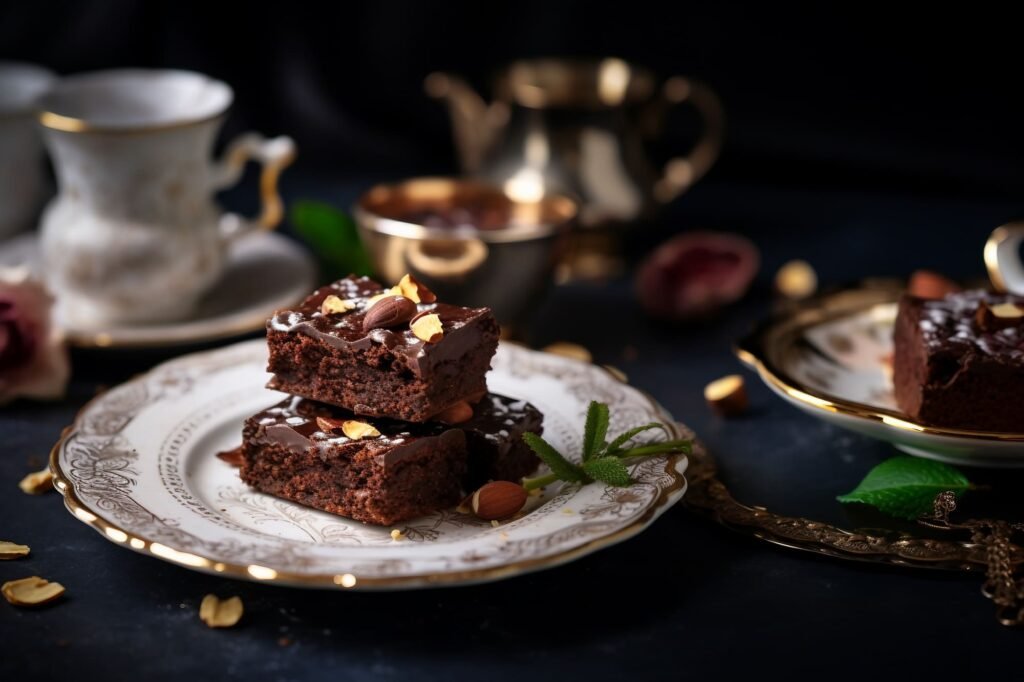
240, 396, 467, 526
893, 290, 1024, 432
266, 275, 499, 423
239, 393, 543, 525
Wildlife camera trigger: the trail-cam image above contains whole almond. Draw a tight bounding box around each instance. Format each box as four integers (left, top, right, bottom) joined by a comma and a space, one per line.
434, 401, 474, 424
363, 296, 417, 331
471, 481, 528, 520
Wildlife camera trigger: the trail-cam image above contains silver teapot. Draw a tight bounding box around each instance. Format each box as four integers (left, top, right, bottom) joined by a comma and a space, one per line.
426, 58, 723, 227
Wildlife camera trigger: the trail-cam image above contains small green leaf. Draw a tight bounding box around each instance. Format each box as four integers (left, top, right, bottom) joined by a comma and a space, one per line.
837, 457, 970, 520
522, 432, 586, 482
605, 422, 670, 456
583, 457, 632, 487
582, 401, 610, 461
289, 200, 374, 278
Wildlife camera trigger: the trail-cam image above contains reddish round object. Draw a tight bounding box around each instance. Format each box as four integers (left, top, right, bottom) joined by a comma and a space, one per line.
635, 231, 760, 319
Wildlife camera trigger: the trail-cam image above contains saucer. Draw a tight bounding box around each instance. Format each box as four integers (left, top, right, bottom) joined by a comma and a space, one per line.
0, 231, 316, 348
737, 285, 1024, 468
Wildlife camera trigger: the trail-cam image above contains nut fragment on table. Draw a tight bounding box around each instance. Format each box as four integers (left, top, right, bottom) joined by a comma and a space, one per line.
472, 481, 528, 520
390, 529, 405, 541
19, 468, 53, 495
907, 269, 960, 300
704, 375, 749, 417
0, 541, 31, 560
542, 342, 592, 364
199, 594, 244, 628
2, 576, 65, 607
975, 301, 1024, 332
775, 260, 818, 300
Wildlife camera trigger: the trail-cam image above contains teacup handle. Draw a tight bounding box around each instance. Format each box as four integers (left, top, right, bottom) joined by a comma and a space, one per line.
651, 77, 724, 204
211, 133, 297, 242
985, 223, 1024, 295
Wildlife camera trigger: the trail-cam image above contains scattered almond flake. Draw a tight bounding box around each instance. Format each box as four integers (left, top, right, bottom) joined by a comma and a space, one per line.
390, 529, 405, 541
0, 541, 31, 560
410, 313, 444, 343
341, 420, 381, 440
775, 260, 818, 300
490, 520, 500, 527
199, 594, 244, 628
561, 508, 575, 515
527, 488, 542, 497
2, 576, 65, 607
320, 295, 356, 315
704, 374, 749, 417
542, 342, 592, 363
19, 469, 53, 495
499, 532, 509, 541
991, 302, 1024, 318
367, 285, 405, 305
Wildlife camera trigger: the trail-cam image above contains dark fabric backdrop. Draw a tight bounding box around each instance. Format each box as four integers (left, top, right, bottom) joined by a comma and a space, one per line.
2, 1, 1022, 202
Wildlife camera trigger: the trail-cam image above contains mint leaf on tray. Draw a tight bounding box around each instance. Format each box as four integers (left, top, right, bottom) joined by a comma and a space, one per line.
837, 456, 971, 520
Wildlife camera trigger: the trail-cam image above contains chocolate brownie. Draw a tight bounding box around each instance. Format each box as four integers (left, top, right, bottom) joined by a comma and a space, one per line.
893, 290, 1024, 432
239, 393, 543, 524
267, 275, 499, 422
461, 393, 542, 488
239, 396, 467, 526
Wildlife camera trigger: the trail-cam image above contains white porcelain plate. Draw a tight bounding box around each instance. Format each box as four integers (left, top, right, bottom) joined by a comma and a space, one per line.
0, 231, 316, 348
738, 287, 1024, 467
51, 340, 690, 590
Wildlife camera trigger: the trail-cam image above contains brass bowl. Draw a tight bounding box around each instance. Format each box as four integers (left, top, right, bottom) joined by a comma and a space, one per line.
353, 178, 577, 326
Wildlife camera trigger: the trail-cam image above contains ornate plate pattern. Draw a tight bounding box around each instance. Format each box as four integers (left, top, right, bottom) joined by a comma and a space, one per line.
738, 286, 1024, 467
51, 340, 690, 589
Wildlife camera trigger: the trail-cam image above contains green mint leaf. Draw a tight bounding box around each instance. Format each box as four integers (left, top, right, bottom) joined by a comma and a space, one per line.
289, 200, 374, 278
618, 440, 692, 459
605, 422, 670, 456
583, 456, 632, 487
522, 432, 586, 483
582, 401, 610, 461
837, 456, 970, 520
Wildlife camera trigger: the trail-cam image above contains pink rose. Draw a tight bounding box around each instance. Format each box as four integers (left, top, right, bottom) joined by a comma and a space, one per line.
0, 267, 69, 405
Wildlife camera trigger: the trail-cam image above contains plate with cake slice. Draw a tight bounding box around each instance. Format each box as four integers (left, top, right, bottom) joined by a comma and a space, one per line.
50, 275, 691, 589
738, 283, 1024, 467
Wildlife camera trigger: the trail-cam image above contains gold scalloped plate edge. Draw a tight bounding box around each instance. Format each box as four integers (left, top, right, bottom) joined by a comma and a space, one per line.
735, 289, 1024, 444
48, 347, 691, 591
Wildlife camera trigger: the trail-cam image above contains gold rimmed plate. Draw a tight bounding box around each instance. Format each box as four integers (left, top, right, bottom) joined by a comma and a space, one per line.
1, 232, 315, 348
50, 340, 690, 590
737, 285, 1024, 467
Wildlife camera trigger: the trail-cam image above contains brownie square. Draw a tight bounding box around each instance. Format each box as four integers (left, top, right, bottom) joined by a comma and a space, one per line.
462, 393, 543, 488
267, 275, 499, 423
893, 290, 1024, 432
240, 396, 468, 526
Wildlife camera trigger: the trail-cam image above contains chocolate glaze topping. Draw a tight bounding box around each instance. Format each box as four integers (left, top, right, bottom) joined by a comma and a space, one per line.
267, 275, 492, 376
916, 290, 1024, 362
250, 393, 541, 467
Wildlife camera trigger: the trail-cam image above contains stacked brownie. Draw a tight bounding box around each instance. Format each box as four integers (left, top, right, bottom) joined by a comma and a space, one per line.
239, 274, 542, 525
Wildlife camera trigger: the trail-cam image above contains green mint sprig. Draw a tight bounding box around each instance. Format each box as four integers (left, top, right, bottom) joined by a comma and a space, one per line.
522, 401, 691, 490
837, 456, 972, 520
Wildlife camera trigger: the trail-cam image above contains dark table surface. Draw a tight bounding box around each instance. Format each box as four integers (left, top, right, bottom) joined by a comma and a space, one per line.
2, 172, 1020, 681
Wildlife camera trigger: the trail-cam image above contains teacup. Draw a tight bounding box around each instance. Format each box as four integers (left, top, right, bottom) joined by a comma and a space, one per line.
0, 61, 56, 240
986, 223, 1024, 295
37, 69, 296, 325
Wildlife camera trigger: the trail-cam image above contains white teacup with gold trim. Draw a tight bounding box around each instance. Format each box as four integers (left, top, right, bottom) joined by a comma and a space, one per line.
37, 69, 296, 325
987, 222, 1024, 296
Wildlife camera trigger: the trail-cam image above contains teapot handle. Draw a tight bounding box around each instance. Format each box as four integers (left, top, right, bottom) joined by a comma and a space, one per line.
211, 133, 297, 243
652, 77, 724, 204
986, 223, 1024, 295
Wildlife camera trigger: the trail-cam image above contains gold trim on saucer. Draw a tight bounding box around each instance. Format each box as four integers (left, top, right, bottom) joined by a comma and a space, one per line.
736, 285, 1024, 443
48, 346, 689, 589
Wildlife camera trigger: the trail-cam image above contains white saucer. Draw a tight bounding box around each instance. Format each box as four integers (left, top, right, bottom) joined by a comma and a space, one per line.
0, 231, 316, 348
738, 286, 1024, 468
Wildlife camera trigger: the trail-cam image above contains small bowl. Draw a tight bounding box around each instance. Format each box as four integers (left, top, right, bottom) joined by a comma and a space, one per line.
354, 177, 577, 327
